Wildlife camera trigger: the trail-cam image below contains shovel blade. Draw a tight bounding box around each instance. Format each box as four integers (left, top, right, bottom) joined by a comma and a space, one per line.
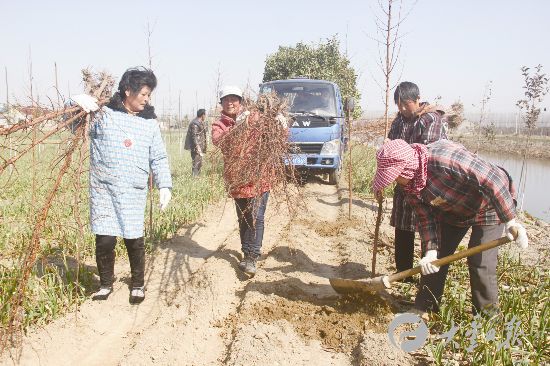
329, 276, 387, 294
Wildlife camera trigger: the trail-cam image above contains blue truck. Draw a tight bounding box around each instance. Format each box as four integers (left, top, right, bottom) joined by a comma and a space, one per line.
259, 78, 349, 185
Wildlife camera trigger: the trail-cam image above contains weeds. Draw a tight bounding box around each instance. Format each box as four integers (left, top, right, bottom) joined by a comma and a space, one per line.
426, 250, 549, 365
346, 142, 394, 198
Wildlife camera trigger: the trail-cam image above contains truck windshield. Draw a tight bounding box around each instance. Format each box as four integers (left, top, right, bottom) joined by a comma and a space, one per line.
260, 82, 337, 117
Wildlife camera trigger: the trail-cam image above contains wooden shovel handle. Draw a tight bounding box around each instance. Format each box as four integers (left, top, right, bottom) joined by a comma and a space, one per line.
387, 227, 517, 284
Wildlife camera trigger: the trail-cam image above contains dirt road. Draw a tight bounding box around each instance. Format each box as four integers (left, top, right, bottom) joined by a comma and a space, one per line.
4, 178, 420, 365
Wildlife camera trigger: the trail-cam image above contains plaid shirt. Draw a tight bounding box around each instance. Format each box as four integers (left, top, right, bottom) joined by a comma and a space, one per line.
388, 104, 448, 231
405, 140, 516, 253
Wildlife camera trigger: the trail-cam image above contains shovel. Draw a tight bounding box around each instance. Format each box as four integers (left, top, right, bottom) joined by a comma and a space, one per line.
330, 227, 517, 295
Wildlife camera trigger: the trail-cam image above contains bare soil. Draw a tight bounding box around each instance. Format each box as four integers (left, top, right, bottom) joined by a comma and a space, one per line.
2, 175, 548, 366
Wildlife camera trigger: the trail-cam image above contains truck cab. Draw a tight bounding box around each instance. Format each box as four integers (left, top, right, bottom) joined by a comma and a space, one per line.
260, 78, 346, 185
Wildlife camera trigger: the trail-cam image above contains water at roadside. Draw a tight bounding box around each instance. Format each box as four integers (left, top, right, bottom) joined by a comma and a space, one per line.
480, 152, 550, 222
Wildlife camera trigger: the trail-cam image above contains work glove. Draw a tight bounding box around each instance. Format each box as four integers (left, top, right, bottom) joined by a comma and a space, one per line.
276, 113, 288, 128
71, 94, 99, 113
235, 110, 250, 125
504, 219, 528, 249
159, 188, 171, 211
419, 250, 439, 275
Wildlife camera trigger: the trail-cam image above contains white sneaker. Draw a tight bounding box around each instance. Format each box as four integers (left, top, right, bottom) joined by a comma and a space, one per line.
129, 286, 145, 304
92, 287, 112, 301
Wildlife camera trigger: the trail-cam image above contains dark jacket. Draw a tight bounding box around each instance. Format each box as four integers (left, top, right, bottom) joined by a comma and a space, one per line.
185, 117, 207, 152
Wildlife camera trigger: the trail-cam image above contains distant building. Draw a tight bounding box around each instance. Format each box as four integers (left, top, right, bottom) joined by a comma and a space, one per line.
0, 104, 55, 129
0, 104, 25, 127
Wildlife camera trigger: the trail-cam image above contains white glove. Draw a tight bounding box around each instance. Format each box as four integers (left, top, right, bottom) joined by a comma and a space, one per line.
235, 110, 250, 125
71, 94, 99, 113
159, 188, 171, 211
276, 113, 288, 128
504, 219, 528, 249
419, 250, 439, 275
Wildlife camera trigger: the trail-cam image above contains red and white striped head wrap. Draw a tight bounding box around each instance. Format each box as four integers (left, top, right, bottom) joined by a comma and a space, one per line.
372, 139, 428, 196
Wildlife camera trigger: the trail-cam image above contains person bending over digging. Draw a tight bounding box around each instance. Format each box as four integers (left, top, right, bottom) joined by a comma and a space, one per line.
211, 86, 271, 276
387, 81, 448, 277
372, 139, 528, 315
70, 67, 172, 304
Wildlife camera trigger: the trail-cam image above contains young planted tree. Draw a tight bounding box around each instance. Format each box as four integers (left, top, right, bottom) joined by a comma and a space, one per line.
516, 64, 549, 210
369, 0, 415, 276
472, 81, 494, 152
145, 21, 155, 241
516, 65, 549, 131
370, 0, 415, 136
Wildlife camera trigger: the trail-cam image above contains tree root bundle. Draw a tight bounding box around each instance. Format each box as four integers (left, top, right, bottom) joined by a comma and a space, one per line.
214, 92, 303, 215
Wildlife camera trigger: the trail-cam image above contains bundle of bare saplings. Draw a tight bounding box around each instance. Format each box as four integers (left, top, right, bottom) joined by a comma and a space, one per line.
0, 70, 113, 349
212, 92, 303, 216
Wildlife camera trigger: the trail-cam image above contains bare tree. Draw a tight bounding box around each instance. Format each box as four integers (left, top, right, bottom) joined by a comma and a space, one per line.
212, 62, 223, 114
471, 81, 493, 152
371, 0, 415, 136
369, 0, 415, 276
146, 21, 155, 69
4, 66, 8, 106
516, 65, 549, 210
144, 20, 156, 241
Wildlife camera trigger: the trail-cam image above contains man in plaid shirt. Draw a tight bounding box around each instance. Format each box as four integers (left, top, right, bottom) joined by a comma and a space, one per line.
388, 82, 448, 275
373, 139, 528, 314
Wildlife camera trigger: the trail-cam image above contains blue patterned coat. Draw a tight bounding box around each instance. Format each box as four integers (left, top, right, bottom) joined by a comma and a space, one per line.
89, 106, 172, 238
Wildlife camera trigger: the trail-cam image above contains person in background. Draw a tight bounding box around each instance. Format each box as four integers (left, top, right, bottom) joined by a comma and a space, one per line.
211, 85, 270, 276
373, 139, 528, 315
185, 108, 207, 176
71, 67, 172, 304
387, 81, 448, 277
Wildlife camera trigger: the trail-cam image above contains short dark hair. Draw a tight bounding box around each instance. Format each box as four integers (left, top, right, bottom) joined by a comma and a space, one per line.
394, 81, 419, 104
118, 67, 157, 100
197, 109, 206, 118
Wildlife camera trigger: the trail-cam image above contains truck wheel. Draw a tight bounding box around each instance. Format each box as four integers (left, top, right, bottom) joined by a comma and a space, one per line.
328, 166, 341, 185
298, 170, 309, 185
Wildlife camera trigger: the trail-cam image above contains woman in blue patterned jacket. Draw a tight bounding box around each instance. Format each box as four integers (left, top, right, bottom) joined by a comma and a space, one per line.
71, 67, 172, 304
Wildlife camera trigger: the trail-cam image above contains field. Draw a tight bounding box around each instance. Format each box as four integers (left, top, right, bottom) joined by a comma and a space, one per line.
0, 137, 548, 365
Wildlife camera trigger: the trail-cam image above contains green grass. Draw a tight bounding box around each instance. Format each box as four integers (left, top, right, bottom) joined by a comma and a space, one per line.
0, 130, 225, 332
345, 142, 394, 198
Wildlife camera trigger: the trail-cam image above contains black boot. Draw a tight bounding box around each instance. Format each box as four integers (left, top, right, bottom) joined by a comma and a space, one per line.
93, 252, 115, 300
125, 238, 145, 304
124, 237, 145, 288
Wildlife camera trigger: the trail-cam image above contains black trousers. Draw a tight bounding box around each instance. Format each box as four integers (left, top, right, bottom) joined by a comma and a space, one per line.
191, 150, 203, 177
415, 223, 503, 314
95, 235, 145, 288
394, 228, 415, 272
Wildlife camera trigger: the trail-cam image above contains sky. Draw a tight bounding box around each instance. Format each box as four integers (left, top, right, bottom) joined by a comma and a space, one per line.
1, 0, 549, 119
